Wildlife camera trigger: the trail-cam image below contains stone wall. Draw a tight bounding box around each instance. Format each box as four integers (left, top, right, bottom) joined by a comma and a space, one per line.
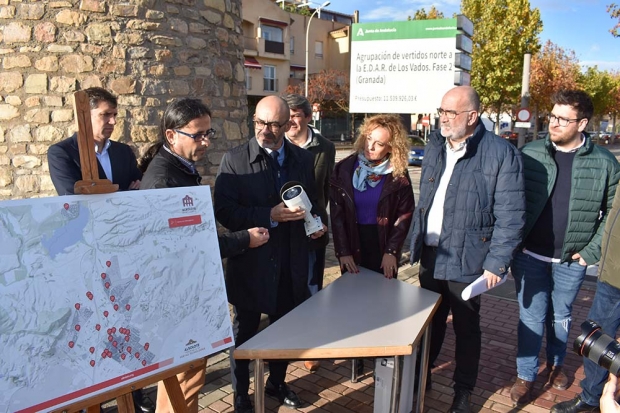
0, 0, 248, 200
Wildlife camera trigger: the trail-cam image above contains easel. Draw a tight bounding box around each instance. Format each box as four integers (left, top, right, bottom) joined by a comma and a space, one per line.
49, 91, 199, 413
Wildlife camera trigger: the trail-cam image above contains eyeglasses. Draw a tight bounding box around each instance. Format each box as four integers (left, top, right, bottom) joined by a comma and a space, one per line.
254, 118, 287, 132
175, 128, 216, 141
437, 108, 475, 120
547, 114, 582, 127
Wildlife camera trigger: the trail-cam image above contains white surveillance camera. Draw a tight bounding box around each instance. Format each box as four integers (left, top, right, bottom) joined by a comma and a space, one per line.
280, 181, 323, 236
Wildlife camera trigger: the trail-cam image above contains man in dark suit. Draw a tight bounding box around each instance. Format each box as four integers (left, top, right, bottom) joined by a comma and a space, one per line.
47, 87, 142, 195
214, 95, 326, 413
46, 87, 152, 413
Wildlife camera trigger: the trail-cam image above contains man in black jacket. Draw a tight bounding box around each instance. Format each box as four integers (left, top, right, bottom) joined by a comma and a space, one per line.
214, 95, 326, 413
139, 98, 269, 413
48, 87, 142, 195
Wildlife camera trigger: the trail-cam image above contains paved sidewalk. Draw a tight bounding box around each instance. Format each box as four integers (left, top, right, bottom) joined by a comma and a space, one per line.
135, 241, 596, 413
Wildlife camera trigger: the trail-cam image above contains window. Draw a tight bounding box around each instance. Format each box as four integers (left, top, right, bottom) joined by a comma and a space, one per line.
263, 65, 277, 92
260, 25, 283, 42
315, 41, 323, 59
245, 68, 252, 91
290, 36, 294, 54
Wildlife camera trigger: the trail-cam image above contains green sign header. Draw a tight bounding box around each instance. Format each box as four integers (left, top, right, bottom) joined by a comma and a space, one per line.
352, 19, 459, 41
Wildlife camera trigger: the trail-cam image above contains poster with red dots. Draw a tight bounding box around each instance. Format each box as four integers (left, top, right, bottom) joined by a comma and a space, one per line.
0, 187, 233, 413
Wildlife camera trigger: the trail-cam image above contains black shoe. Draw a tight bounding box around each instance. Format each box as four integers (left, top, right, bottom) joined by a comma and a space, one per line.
450, 389, 472, 413
265, 379, 303, 409
235, 394, 254, 413
551, 396, 600, 413
132, 390, 155, 413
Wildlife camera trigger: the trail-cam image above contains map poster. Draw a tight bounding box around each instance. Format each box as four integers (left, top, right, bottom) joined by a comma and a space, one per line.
349, 19, 459, 114
0, 186, 233, 413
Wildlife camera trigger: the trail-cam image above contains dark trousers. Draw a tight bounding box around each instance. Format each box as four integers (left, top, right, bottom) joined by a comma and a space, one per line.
419, 244, 481, 392
313, 246, 326, 290
233, 308, 288, 396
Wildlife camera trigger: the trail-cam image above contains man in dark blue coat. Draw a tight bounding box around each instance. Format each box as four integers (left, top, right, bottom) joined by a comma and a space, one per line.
48, 87, 142, 195
46, 87, 151, 412
409, 86, 525, 413
214, 95, 326, 413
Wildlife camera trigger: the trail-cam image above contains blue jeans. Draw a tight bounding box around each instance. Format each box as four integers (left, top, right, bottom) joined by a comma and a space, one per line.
512, 250, 587, 381
580, 280, 620, 406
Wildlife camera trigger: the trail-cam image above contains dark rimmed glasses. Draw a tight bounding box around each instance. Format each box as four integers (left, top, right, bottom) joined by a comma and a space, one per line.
175, 128, 216, 141
437, 108, 476, 120
547, 114, 582, 127
253, 118, 288, 132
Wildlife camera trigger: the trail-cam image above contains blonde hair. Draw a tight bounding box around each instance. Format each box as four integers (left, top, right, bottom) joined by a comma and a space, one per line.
353, 114, 409, 177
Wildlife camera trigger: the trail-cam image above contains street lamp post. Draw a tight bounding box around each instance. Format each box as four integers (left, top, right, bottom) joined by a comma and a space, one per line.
305, 1, 330, 98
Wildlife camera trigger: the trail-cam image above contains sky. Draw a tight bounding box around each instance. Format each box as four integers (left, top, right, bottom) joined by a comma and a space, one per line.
323, 0, 620, 72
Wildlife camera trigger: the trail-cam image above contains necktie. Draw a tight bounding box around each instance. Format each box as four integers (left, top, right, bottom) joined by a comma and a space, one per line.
270, 150, 280, 169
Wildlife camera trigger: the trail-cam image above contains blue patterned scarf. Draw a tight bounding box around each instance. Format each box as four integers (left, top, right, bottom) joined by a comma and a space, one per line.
352, 153, 392, 192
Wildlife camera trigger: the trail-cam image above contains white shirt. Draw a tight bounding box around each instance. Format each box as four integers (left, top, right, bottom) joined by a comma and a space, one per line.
94, 139, 113, 181
424, 139, 467, 247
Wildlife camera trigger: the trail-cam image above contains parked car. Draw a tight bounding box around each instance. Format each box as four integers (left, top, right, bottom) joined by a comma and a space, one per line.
501, 130, 518, 146
408, 136, 426, 166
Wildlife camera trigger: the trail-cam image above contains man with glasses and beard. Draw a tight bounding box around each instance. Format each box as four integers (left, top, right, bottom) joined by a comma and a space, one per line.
409, 86, 525, 413
214, 95, 326, 413
510, 90, 620, 409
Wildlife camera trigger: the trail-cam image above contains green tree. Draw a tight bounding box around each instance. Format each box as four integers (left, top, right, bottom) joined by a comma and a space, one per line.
609, 3, 620, 36
461, 0, 543, 130
407, 6, 445, 20
577, 67, 617, 133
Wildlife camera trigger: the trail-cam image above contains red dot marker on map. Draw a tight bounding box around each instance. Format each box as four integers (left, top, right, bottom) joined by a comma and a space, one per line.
112, 341, 118, 348
111, 327, 116, 333
144, 343, 149, 351
103, 311, 109, 318
95, 324, 101, 331
75, 325, 80, 331
125, 304, 131, 311
134, 273, 139, 280
107, 328, 112, 335
110, 296, 115, 302
114, 304, 119, 311
127, 346, 132, 353
120, 327, 126, 334
142, 360, 147, 366
108, 335, 113, 342
125, 336, 130, 342
74, 303, 80, 310
89, 347, 95, 354
121, 353, 126, 360
135, 352, 140, 358
101, 273, 106, 279
68, 341, 74, 348
105, 282, 110, 289
106, 261, 111, 267
101, 352, 107, 358
86, 292, 93, 300
63, 203, 69, 210
90, 360, 95, 367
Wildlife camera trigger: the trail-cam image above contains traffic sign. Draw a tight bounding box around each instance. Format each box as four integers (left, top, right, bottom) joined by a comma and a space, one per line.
516, 108, 531, 122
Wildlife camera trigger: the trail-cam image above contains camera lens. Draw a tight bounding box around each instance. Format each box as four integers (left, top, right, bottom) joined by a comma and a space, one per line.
574, 320, 620, 376
282, 186, 301, 201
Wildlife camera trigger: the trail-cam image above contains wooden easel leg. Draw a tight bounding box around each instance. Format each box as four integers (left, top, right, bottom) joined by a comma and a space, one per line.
162, 375, 189, 413
116, 392, 135, 413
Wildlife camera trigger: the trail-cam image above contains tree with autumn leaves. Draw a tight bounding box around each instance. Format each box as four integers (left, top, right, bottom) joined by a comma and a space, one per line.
285, 69, 350, 116
461, 0, 542, 130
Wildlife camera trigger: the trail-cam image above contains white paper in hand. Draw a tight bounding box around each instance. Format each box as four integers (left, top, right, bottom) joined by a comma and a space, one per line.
461, 274, 507, 301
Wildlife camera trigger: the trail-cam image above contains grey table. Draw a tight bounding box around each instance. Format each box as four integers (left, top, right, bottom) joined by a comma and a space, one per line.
234, 268, 441, 413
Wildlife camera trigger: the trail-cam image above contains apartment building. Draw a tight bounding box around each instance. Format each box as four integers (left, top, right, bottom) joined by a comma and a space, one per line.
242, 0, 352, 114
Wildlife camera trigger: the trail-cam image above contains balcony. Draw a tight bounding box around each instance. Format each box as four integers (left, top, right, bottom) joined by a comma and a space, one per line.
265, 40, 284, 55
257, 38, 290, 61
244, 36, 257, 54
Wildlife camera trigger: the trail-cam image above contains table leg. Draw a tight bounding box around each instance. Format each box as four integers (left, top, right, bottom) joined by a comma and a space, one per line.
254, 359, 265, 413
351, 359, 359, 383
389, 355, 402, 413
415, 325, 432, 413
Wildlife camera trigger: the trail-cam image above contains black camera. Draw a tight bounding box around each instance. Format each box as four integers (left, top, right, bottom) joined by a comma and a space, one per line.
574, 320, 620, 376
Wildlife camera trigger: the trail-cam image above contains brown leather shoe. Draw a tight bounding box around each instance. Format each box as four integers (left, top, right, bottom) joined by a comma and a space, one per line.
304, 360, 320, 372
510, 378, 534, 406
548, 364, 568, 390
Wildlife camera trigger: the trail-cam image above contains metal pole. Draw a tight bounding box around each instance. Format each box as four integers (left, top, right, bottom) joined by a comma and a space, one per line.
517, 53, 531, 148
305, 1, 330, 98
389, 355, 402, 413
254, 359, 265, 413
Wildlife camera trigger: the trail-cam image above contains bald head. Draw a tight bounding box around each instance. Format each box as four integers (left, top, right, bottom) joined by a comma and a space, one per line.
254, 95, 291, 150
439, 86, 481, 143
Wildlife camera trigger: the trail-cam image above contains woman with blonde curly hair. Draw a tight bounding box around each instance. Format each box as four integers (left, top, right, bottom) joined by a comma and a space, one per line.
329, 114, 415, 280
